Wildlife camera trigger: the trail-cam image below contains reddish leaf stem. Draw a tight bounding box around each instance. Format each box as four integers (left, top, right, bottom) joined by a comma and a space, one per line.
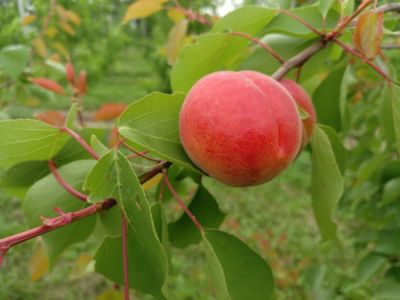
122, 141, 159, 162
121, 212, 130, 300
230, 31, 285, 64
278, 10, 323, 36
162, 169, 203, 232
48, 160, 88, 202
333, 38, 394, 83
62, 127, 99, 160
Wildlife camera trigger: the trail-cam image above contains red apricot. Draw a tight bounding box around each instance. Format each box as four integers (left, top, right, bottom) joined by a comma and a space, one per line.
279, 79, 316, 148
179, 71, 302, 187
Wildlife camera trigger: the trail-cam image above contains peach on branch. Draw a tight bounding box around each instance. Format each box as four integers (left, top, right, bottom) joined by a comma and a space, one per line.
179, 71, 302, 187
279, 79, 316, 148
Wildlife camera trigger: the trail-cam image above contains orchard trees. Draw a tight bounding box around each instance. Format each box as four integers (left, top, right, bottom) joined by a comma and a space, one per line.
1, 0, 400, 299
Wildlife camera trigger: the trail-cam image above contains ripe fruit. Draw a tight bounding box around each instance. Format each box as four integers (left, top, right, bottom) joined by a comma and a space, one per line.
279, 79, 317, 148
179, 71, 302, 187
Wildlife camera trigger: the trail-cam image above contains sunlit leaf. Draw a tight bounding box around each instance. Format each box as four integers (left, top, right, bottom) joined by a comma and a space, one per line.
353, 12, 384, 59
0, 119, 69, 168
59, 21, 76, 36
69, 254, 92, 279
166, 19, 188, 65
22, 14, 37, 26
28, 240, 49, 282
96, 288, 124, 300
122, 0, 164, 24
167, 7, 185, 23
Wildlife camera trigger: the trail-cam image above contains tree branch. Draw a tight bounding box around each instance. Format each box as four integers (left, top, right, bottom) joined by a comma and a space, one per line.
375, 3, 400, 13
271, 41, 327, 80
0, 161, 170, 267
62, 127, 99, 160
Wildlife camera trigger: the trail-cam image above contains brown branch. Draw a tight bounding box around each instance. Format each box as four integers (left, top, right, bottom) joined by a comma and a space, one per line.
332, 0, 372, 36
271, 41, 327, 80
375, 3, 400, 13
230, 31, 285, 64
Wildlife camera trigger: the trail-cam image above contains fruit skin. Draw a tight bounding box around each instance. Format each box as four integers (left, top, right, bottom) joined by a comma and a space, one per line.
179, 71, 302, 187
279, 79, 317, 148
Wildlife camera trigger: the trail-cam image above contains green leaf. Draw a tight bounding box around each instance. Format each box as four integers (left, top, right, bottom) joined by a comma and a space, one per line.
311, 125, 344, 241
374, 278, 400, 299
169, 185, 225, 248
380, 178, 400, 207
171, 33, 246, 93
0, 119, 69, 169
90, 135, 109, 157
0, 45, 30, 79
118, 92, 197, 171
65, 104, 78, 129
388, 85, 400, 154
319, 0, 335, 18
354, 253, 386, 286
313, 66, 347, 131
211, 6, 276, 34
0, 128, 107, 196
23, 160, 97, 267
152, 203, 171, 261
85, 150, 169, 298
203, 230, 274, 300
265, 5, 339, 37
319, 125, 346, 174
375, 230, 400, 256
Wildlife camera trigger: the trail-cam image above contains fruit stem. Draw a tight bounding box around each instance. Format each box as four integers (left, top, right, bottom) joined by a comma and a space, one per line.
162, 169, 203, 232
48, 160, 88, 202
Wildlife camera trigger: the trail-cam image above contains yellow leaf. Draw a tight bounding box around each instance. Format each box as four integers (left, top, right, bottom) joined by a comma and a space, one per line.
46, 27, 58, 39
65, 10, 81, 25
58, 21, 76, 36
32, 38, 47, 57
96, 288, 124, 300
52, 42, 69, 58
167, 7, 185, 23
353, 12, 384, 59
122, 0, 164, 24
22, 14, 37, 26
166, 19, 188, 65
28, 240, 49, 282
142, 173, 163, 190
69, 254, 92, 279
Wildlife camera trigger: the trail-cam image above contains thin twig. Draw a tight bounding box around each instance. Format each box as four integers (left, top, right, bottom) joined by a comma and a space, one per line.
48, 160, 88, 202
162, 169, 203, 232
278, 9, 323, 36
230, 31, 285, 64
122, 141, 159, 162
62, 127, 99, 160
121, 212, 130, 300
381, 44, 400, 50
